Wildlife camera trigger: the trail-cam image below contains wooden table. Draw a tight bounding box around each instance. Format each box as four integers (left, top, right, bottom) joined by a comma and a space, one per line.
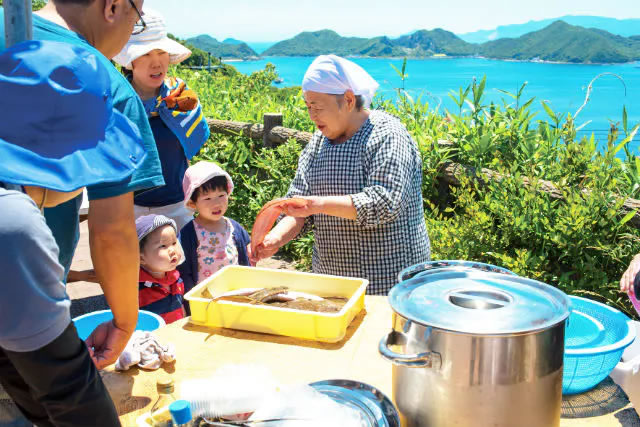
103, 296, 640, 426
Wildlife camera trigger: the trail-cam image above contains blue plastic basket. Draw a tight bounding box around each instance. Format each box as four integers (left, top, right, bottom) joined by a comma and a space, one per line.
72, 309, 165, 341
562, 296, 635, 395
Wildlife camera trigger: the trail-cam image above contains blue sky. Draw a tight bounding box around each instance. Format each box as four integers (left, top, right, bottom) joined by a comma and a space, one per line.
148, 0, 639, 42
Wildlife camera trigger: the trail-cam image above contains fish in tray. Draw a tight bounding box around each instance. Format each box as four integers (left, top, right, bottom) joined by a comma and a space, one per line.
201, 287, 348, 313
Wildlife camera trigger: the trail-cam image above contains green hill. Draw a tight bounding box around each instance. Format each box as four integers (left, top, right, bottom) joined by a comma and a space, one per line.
479, 21, 640, 63
186, 35, 258, 59
262, 30, 374, 56
223, 38, 245, 45
459, 15, 640, 44
261, 22, 640, 63
167, 34, 212, 67
263, 29, 476, 57
393, 29, 476, 56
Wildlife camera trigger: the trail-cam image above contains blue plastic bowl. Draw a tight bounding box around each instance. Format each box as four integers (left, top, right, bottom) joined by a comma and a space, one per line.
562, 296, 635, 395
72, 310, 166, 341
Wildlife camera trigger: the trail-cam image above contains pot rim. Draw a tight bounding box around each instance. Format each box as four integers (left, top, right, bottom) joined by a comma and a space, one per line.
389, 270, 571, 335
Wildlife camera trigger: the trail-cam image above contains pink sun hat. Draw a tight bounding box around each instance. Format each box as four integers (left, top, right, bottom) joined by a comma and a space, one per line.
183, 161, 234, 210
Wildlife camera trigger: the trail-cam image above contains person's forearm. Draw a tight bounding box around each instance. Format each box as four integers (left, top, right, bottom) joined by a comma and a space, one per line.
88, 193, 138, 332
270, 215, 305, 247
315, 196, 357, 220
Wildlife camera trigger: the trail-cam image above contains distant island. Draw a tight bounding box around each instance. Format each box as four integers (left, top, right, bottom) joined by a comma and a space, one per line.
186, 35, 259, 60
185, 20, 640, 64
458, 15, 640, 44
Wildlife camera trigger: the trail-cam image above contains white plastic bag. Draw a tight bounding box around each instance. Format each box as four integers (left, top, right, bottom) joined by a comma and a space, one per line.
249, 384, 367, 427
180, 364, 279, 419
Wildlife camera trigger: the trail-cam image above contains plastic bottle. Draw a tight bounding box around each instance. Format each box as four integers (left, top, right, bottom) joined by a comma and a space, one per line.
169, 400, 194, 426
151, 378, 177, 427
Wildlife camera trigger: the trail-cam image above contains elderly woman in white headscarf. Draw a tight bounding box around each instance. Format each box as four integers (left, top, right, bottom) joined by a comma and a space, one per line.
253, 55, 430, 294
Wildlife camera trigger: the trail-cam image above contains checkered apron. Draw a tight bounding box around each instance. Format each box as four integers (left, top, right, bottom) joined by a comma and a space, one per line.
287, 110, 430, 294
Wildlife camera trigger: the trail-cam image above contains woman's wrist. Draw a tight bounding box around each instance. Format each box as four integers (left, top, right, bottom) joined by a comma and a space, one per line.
309, 196, 325, 215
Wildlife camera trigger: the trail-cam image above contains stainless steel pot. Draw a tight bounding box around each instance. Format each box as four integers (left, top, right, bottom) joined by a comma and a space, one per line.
379, 269, 570, 427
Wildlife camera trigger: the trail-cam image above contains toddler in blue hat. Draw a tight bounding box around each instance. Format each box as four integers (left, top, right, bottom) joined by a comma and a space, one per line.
0, 40, 145, 425
136, 214, 187, 324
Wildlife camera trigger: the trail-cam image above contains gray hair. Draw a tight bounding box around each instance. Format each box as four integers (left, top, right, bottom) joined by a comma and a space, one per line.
334, 94, 365, 111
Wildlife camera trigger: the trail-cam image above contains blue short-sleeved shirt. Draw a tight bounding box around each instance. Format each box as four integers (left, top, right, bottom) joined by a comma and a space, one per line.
0, 12, 165, 274
134, 117, 188, 207
0, 187, 71, 352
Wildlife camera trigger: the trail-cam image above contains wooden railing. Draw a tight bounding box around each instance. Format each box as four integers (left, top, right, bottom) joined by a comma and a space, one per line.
206, 114, 640, 228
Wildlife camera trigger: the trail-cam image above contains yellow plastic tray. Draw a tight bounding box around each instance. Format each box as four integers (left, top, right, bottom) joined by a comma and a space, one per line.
184, 266, 368, 343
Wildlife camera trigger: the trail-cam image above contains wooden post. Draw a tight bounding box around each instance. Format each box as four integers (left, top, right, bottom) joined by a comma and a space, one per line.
263, 113, 283, 148
4, 0, 32, 48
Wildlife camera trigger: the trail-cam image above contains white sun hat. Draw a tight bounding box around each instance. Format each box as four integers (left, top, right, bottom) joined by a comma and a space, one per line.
113, 9, 191, 70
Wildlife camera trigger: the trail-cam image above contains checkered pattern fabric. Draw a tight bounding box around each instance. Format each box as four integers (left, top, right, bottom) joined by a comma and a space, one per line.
287, 110, 430, 294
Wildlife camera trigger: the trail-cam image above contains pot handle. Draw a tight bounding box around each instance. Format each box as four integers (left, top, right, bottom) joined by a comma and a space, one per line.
378, 331, 441, 368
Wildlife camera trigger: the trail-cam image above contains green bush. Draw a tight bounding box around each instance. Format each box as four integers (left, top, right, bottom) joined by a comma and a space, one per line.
177, 63, 640, 316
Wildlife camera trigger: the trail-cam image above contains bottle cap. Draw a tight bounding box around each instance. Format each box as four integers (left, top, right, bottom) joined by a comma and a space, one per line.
169, 400, 192, 425
156, 377, 174, 393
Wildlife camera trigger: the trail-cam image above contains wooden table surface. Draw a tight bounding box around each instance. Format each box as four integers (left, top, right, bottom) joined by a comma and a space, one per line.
103, 296, 640, 426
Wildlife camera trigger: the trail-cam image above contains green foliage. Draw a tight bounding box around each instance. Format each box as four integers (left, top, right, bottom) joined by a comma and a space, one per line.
177, 62, 640, 316
183, 65, 314, 264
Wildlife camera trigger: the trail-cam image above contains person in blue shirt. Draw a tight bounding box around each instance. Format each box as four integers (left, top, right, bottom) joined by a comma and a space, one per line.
0, 40, 146, 426
114, 8, 211, 231
0, 0, 165, 320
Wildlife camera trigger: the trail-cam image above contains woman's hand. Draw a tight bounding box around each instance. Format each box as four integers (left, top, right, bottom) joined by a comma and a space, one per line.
281, 196, 322, 218
621, 254, 640, 295
251, 232, 282, 264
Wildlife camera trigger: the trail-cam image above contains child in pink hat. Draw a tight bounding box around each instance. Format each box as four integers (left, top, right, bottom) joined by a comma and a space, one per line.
177, 161, 251, 304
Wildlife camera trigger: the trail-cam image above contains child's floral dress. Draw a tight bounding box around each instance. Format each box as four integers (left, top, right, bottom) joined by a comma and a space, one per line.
194, 217, 238, 283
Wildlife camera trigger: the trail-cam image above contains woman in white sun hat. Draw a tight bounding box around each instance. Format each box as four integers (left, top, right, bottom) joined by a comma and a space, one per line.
114, 9, 210, 231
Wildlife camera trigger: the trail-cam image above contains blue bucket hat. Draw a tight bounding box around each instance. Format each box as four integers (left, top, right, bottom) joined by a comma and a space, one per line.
136, 214, 177, 242
0, 40, 146, 192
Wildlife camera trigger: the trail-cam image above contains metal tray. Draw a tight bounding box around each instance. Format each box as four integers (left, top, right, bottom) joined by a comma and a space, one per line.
310, 380, 399, 427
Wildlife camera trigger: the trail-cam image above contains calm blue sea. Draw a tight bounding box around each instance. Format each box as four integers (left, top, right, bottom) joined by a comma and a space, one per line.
228, 56, 640, 151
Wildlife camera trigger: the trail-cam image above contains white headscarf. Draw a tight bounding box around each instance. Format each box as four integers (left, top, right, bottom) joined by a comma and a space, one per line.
301, 55, 379, 108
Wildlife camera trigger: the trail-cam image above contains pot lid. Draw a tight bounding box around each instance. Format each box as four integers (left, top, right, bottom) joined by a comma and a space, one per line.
397, 260, 515, 282
389, 270, 570, 334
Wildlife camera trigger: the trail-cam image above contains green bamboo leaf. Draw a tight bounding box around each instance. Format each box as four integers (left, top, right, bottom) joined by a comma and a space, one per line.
517, 81, 529, 98
613, 123, 640, 155
522, 97, 535, 110
496, 89, 517, 100
619, 210, 637, 227
623, 106, 628, 134
541, 101, 555, 121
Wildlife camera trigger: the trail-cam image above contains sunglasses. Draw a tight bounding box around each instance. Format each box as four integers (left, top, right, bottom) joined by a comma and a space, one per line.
129, 0, 146, 35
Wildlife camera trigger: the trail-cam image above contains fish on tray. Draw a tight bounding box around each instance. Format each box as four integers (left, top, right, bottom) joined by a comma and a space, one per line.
201, 287, 348, 313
